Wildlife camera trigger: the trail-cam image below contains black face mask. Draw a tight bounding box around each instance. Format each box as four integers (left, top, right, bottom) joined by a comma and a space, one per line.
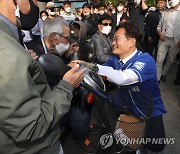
19, 0, 39, 30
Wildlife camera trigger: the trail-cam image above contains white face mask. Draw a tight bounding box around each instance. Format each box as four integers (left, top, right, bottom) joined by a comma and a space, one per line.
134, 0, 141, 5
101, 26, 112, 35
41, 16, 47, 21
49, 11, 56, 16
168, 0, 179, 7
99, 10, 105, 15
84, 12, 90, 17
112, 10, 116, 14
60, 11, 65, 15
55, 43, 70, 57
117, 6, 124, 12
65, 7, 71, 13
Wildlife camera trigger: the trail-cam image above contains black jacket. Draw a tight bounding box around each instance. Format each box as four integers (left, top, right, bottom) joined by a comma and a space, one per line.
81, 14, 98, 36
145, 10, 161, 44
111, 12, 128, 37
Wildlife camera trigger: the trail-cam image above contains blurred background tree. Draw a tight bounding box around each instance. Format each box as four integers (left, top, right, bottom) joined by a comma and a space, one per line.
96, 0, 156, 7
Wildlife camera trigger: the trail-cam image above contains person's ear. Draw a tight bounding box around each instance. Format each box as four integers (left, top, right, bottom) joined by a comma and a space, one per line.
98, 24, 103, 30
129, 38, 136, 48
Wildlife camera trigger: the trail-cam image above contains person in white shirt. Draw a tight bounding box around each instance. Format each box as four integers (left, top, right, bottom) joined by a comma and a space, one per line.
111, 1, 128, 38
156, 0, 180, 82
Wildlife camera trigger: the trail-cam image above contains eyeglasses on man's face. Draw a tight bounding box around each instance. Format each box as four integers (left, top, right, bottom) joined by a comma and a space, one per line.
55, 33, 70, 43
112, 36, 127, 42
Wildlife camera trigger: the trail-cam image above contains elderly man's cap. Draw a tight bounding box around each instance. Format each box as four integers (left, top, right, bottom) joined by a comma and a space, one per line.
46, 1, 55, 8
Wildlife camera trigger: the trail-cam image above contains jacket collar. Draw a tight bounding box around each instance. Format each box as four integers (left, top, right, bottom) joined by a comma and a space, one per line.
0, 14, 19, 40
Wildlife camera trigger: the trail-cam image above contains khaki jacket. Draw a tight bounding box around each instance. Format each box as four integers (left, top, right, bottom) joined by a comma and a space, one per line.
0, 20, 73, 154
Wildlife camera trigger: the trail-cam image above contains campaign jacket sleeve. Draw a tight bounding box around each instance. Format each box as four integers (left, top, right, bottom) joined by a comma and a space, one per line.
0, 47, 73, 143
129, 53, 157, 83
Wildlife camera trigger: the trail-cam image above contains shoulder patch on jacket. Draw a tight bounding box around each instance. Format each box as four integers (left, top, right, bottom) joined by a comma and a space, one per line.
133, 61, 146, 71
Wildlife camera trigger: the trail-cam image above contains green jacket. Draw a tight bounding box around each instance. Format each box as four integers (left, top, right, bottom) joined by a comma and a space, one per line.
0, 20, 73, 154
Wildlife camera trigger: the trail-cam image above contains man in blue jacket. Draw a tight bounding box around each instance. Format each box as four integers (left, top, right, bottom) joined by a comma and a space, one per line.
73, 21, 166, 152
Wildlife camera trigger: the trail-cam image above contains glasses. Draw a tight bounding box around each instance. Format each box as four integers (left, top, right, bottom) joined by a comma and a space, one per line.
101, 23, 113, 26
112, 36, 127, 42
56, 33, 70, 42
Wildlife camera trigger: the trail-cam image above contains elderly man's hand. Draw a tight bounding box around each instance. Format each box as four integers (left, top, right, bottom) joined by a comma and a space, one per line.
159, 33, 165, 41
69, 60, 84, 66
65, 42, 79, 57
70, 60, 98, 71
67, 60, 85, 68
27, 50, 38, 60
63, 64, 86, 89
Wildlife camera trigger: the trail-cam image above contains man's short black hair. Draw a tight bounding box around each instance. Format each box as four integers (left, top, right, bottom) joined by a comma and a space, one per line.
156, 0, 166, 3
97, 3, 106, 9
117, 0, 126, 6
116, 21, 142, 48
82, 3, 91, 9
98, 14, 113, 25
120, 15, 129, 22
59, 6, 64, 10
40, 10, 49, 17
63, 1, 71, 6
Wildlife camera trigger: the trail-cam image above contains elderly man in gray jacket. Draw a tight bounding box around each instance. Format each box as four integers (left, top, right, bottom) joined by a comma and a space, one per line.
0, 0, 85, 154
156, 0, 180, 82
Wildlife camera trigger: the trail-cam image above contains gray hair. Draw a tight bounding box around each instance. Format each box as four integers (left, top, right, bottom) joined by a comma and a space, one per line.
43, 17, 69, 38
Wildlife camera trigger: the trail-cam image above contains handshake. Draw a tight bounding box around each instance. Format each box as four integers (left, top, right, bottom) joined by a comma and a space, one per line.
69, 60, 99, 72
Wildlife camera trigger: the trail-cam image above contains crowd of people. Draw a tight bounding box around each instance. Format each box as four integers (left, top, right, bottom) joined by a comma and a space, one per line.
0, 0, 179, 154
38, 0, 180, 84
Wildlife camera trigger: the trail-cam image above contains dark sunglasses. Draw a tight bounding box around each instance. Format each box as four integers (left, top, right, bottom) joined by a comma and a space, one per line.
50, 7, 55, 12
101, 23, 112, 26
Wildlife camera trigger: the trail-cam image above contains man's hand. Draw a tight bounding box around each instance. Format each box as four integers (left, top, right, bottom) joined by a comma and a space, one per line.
27, 50, 38, 60
63, 64, 86, 89
67, 60, 84, 68
69, 60, 84, 65
65, 43, 79, 57
141, 0, 148, 10
71, 60, 98, 71
159, 32, 165, 41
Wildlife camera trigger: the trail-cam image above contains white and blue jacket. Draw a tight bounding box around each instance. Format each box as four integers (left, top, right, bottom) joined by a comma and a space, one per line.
98, 50, 166, 119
